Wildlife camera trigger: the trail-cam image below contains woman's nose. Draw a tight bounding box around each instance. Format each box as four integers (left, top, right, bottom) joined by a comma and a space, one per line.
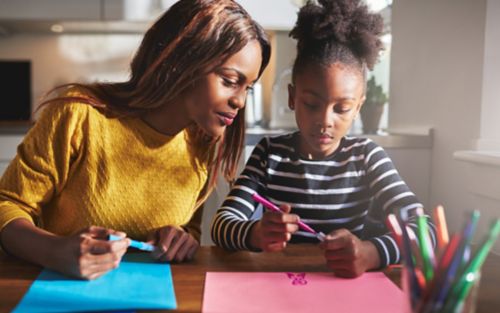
229, 91, 247, 110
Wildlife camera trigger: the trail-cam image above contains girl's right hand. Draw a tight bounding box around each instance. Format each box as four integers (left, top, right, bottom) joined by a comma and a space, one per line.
249, 204, 299, 252
49, 226, 129, 280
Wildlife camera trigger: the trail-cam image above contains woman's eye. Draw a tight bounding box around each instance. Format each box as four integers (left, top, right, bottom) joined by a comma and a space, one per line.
222, 77, 238, 87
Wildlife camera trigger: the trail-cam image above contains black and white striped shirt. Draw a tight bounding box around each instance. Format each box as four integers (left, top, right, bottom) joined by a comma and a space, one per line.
211, 132, 436, 267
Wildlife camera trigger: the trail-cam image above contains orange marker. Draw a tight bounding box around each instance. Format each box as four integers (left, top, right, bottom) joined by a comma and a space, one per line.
433, 205, 449, 251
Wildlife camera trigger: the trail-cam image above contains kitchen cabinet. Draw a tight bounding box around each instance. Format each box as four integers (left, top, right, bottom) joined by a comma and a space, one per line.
0, 0, 300, 31
0, 0, 102, 20
104, 0, 300, 29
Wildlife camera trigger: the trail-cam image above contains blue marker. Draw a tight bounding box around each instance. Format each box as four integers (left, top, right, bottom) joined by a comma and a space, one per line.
108, 234, 155, 252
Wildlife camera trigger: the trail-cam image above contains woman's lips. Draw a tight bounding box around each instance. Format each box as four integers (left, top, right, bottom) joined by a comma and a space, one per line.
217, 112, 236, 126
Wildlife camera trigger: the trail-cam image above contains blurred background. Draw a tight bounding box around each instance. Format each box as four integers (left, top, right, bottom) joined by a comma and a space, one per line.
0, 0, 498, 251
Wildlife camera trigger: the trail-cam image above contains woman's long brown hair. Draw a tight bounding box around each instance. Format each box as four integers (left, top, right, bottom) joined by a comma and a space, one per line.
39, 0, 271, 208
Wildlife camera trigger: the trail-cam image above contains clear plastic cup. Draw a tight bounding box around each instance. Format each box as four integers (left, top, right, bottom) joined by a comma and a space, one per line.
402, 269, 481, 313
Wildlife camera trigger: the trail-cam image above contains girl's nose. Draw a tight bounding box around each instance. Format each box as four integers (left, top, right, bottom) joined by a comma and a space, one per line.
317, 110, 334, 129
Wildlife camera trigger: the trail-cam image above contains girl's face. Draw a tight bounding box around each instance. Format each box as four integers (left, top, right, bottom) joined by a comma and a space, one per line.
289, 62, 365, 159
184, 40, 262, 138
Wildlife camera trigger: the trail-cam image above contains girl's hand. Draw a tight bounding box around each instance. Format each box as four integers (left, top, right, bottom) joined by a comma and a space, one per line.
319, 228, 381, 278
148, 226, 198, 262
51, 226, 129, 280
249, 204, 299, 252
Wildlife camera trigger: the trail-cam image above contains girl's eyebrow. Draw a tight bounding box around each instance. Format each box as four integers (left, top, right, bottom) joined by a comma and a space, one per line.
303, 89, 356, 102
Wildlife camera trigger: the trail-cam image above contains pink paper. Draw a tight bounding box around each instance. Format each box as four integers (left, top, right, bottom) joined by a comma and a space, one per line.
202, 272, 406, 313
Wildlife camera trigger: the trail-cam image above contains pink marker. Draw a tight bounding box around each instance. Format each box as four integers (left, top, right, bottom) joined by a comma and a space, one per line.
252, 193, 326, 242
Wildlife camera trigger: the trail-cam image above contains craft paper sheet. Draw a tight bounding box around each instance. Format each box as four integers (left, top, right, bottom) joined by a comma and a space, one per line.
13, 253, 176, 313
202, 272, 405, 313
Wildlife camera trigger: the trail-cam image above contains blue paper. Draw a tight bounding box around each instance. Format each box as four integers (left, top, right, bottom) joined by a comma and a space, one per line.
13, 254, 177, 313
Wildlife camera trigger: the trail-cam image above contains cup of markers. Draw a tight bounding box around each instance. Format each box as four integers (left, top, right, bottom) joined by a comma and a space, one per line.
386, 206, 500, 313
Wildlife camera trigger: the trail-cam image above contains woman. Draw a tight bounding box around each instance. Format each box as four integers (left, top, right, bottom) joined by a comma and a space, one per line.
0, 0, 270, 280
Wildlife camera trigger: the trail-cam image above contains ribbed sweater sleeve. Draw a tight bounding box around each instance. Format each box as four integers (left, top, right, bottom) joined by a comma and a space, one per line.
0, 102, 85, 231
0, 98, 207, 241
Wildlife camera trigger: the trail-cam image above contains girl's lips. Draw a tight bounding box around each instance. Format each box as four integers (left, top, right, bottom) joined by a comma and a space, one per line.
315, 134, 334, 144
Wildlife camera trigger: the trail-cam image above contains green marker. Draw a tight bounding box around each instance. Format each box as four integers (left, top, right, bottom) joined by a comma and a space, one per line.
445, 219, 500, 313
416, 208, 435, 282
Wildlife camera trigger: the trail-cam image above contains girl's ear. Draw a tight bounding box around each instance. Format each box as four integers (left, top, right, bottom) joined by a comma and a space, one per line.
288, 84, 295, 110
356, 95, 366, 111
354, 95, 366, 119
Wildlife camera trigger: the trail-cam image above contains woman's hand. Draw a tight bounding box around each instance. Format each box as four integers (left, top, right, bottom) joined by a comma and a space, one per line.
1, 220, 129, 280
50, 226, 129, 280
148, 226, 198, 262
249, 204, 299, 252
319, 228, 381, 278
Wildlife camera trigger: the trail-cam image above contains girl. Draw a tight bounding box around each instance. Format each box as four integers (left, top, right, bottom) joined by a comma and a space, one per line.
0, 0, 270, 280
211, 0, 435, 278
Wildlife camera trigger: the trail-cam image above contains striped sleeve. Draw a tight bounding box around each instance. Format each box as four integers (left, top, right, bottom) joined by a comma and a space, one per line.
363, 140, 437, 267
210, 138, 270, 251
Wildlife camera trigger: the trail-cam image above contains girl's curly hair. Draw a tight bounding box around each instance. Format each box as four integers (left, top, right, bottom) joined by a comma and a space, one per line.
290, 0, 384, 80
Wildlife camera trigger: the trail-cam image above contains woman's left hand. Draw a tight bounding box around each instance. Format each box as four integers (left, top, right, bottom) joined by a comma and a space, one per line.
319, 228, 381, 278
148, 226, 199, 263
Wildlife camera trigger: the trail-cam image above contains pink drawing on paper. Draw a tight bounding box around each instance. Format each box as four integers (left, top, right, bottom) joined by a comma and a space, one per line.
286, 272, 307, 285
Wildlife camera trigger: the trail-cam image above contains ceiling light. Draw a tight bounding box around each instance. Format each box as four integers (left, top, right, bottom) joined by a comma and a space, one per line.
51, 24, 64, 33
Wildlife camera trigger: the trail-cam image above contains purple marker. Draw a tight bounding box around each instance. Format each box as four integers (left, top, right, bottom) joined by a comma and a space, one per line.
252, 193, 326, 242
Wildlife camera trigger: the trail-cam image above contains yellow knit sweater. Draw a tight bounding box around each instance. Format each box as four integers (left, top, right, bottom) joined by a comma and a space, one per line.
0, 101, 207, 241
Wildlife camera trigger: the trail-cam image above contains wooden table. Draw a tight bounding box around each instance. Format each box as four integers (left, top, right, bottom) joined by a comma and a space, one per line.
1, 245, 499, 313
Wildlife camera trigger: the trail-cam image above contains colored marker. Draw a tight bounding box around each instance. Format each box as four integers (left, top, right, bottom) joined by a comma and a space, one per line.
415, 208, 435, 282
459, 210, 480, 269
433, 211, 480, 311
386, 214, 403, 249
398, 214, 421, 307
252, 193, 326, 242
433, 205, 449, 253
406, 226, 424, 272
108, 234, 155, 252
421, 233, 462, 312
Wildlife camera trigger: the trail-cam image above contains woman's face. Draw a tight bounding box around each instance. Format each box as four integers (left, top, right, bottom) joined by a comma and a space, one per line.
289, 62, 365, 159
184, 40, 262, 138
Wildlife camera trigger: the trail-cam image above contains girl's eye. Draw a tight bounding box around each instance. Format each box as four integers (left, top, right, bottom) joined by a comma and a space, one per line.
334, 105, 352, 114
304, 103, 319, 110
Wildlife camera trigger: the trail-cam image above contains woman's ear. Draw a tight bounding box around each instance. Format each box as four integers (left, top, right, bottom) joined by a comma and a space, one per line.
288, 84, 295, 110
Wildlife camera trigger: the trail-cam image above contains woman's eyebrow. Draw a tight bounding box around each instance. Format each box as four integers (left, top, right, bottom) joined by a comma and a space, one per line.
219, 67, 257, 84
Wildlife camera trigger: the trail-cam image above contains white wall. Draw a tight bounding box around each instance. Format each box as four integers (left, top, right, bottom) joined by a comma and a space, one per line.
479, 0, 500, 150
390, 0, 500, 250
